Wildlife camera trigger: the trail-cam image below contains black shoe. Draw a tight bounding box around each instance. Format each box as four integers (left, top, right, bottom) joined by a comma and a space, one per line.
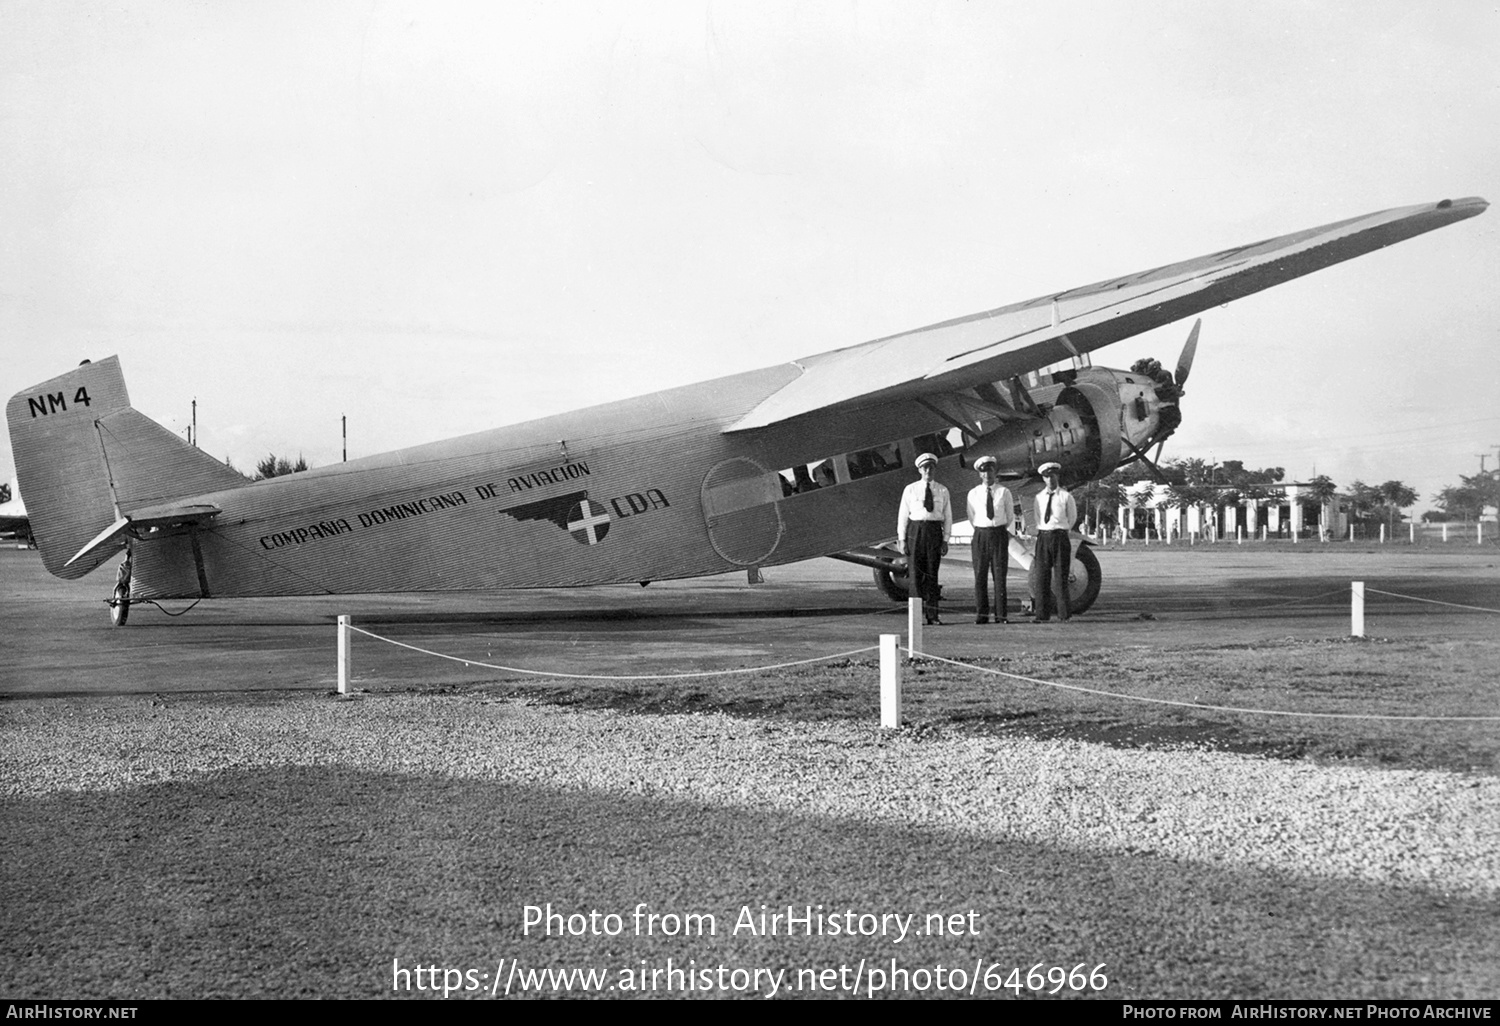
975, 618, 988, 625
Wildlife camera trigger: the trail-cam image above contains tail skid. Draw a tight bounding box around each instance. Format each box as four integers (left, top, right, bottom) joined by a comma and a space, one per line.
5, 357, 248, 579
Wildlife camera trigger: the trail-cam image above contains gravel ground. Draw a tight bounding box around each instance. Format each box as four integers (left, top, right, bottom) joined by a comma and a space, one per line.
3, 692, 1498, 999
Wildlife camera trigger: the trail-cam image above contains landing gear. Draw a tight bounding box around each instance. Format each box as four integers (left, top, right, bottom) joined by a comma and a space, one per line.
1027, 542, 1102, 615
109, 550, 132, 627
873, 565, 911, 602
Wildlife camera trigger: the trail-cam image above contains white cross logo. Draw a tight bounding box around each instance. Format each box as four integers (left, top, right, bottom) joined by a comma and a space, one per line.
567, 499, 611, 545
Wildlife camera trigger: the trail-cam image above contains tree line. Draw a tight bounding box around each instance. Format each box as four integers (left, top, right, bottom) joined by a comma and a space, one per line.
223, 454, 310, 481
1070, 458, 1436, 535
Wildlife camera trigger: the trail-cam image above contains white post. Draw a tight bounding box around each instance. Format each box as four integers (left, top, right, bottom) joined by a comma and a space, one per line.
1479, 521, 1484, 545
337, 614, 352, 694
1409, 522, 1415, 544
1348, 523, 1354, 542
907, 597, 923, 659
1351, 581, 1365, 638
1380, 524, 1386, 544
1237, 525, 1243, 544
1443, 523, 1449, 543
880, 634, 902, 729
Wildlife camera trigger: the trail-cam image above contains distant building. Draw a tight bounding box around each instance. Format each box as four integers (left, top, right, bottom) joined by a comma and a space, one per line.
1117, 481, 1344, 541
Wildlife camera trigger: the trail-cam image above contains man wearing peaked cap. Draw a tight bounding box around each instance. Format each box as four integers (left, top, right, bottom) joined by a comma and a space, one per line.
897, 451, 952, 625
967, 455, 1014, 624
1032, 461, 1077, 622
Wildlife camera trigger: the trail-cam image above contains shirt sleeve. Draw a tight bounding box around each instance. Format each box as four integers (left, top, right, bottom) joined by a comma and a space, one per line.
896, 484, 909, 539
942, 486, 953, 538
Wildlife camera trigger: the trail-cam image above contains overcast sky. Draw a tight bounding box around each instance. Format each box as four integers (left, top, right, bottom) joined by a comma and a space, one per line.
3, 1, 1497, 513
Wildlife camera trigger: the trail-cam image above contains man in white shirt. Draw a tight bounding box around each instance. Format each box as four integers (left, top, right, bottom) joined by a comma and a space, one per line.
897, 451, 952, 625
1032, 461, 1077, 622
966, 456, 1014, 624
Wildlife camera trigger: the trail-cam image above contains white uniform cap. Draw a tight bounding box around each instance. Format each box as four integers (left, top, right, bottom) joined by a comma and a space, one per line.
1038, 461, 1062, 475
973, 455, 998, 471
915, 452, 938, 468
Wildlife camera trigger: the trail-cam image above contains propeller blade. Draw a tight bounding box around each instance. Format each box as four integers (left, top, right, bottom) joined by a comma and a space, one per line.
1175, 318, 1201, 387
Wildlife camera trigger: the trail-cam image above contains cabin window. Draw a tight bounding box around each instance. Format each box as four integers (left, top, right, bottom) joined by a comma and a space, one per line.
846, 442, 903, 481
777, 458, 839, 495
913, 428, 965, 458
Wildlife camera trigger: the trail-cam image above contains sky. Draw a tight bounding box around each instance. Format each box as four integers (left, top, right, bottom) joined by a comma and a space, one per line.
3, 0, 1497, 513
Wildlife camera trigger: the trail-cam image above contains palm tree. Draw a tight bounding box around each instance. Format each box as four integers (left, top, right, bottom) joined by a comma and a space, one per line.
1378, 480, 1417, 538
1306, 475, 1337, 539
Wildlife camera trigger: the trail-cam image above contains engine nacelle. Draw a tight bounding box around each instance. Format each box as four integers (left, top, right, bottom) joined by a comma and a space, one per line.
964, 366, 1168, 485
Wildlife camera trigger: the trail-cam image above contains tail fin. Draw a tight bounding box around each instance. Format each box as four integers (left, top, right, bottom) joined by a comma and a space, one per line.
6, 357, 248, 579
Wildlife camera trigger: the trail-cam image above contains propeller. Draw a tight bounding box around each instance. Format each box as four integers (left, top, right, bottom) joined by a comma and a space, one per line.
1175, 318, 1201, 387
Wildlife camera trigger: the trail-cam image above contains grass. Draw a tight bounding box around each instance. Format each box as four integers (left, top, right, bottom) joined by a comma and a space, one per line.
456, 634, 1500, 776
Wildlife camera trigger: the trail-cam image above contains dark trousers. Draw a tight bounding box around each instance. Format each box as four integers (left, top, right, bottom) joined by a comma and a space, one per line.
972, 526, 1009, 621
1034, 529, 1072, 621
905, 520, 944, 621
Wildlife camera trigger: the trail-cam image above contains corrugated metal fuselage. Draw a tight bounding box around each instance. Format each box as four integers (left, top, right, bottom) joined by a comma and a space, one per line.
131, 364, 977, 599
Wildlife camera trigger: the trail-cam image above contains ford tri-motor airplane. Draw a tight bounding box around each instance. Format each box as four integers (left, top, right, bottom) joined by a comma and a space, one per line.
7, 197, 1487, 625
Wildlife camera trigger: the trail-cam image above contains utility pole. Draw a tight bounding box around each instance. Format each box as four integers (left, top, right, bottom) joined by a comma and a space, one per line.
342, 415, 347, 463
192, 398, 198, 448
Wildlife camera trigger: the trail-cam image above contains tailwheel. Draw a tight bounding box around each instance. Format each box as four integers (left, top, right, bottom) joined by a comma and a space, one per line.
109, 583, 130, 627
109, 550, 133, 627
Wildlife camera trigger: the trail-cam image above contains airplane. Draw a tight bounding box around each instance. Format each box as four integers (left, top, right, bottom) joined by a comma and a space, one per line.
5, 196, 1487, 626
0, 480, 32, 546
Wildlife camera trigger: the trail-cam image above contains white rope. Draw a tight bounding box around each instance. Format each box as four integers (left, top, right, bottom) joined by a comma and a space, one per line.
1363, 587, 1500, 615
346, 625, 877, 681
917, 652, 1500, 723
1253, 586, 1349, 610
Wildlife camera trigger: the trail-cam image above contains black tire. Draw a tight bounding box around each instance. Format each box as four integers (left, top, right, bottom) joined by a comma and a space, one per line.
109, 584, 130, 627
1028, 542, 1102, 615
873, 566, 911, 602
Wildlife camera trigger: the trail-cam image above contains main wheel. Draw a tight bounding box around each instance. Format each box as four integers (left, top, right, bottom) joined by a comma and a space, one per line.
873, 566, 911, 602
109, 583, 130, 627
1028, 544, 1102, 615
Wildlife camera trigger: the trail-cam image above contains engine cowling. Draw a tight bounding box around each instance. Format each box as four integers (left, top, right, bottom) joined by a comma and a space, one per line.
965, 367, 1149, 483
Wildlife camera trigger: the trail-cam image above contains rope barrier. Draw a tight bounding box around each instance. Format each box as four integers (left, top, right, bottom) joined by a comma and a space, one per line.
916, 652, 1500, 723
1254, 587, 1349, 610
1363, 588, 1500, 616
340, 622, 1496, 723
346, 624, 878, 681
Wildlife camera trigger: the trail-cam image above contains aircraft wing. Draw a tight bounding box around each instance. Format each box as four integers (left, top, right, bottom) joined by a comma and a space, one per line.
725, 196, 1487, 432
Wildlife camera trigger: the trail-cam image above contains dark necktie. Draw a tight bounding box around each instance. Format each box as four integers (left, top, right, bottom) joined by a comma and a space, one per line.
924, 483, 933, 512
1045, 490, 1054, 524
986, 487, 994, 519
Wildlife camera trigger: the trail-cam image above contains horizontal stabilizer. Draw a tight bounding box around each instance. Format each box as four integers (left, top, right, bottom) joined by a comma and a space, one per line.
64, 503, 221, 567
